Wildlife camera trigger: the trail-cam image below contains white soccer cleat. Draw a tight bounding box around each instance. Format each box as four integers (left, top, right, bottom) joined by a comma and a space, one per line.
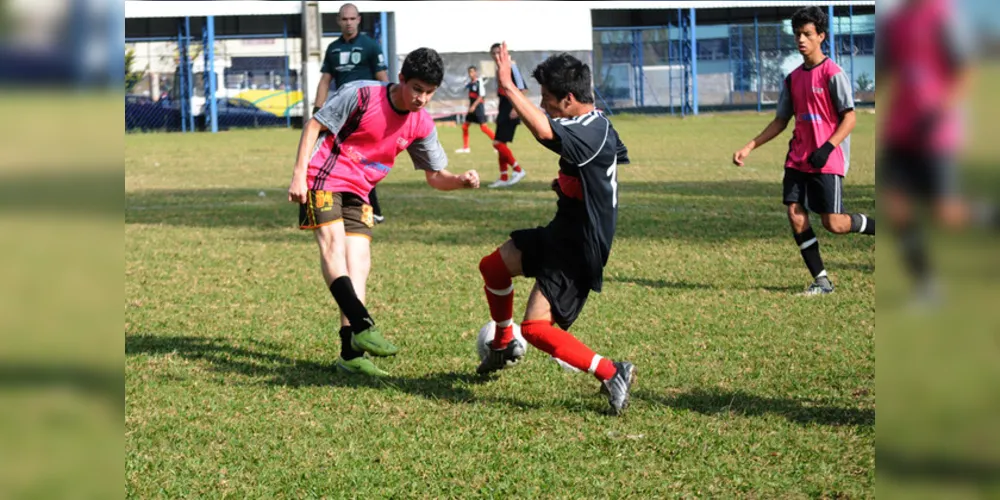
487, 178, 509, 189
455, 148, 471, 154
507, 169, 527, 186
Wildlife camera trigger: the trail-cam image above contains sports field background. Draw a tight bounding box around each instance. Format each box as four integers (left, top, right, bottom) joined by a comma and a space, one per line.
126, 112, 876, 497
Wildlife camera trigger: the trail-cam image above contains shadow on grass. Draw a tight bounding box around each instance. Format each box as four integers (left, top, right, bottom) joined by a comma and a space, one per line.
606, 276, 804, 293
125, 333, 544, 408
636, 387, 874, 428
877, 446, 1000, 484
124, 180, 876, 246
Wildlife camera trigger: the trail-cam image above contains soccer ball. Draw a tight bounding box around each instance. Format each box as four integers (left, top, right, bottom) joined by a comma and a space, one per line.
476, 320, 527, 363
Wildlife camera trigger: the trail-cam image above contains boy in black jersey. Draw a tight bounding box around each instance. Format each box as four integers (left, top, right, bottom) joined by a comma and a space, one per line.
476, 43, 636, 415
455, 66, 496, 154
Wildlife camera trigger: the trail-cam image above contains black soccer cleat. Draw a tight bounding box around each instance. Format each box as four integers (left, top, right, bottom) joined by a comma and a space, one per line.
476, 339, 524, 375
602, 361, 636, 416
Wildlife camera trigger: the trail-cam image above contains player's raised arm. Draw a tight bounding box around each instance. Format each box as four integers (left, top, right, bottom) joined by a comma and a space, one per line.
492, 42, 554, 142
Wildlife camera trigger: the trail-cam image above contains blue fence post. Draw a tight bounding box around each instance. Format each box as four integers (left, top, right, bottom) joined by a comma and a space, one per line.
634, 29, 645, 107
205, 16, 218, 133
828, 4, 836, 64
177, 19, 189, 133
283, 16, 292, 128
849, 5, 856, 94
668, 21, 674, 115
185, 17, 195, 132
755, 14, 761, 113
379, 12, 390, 80
690, 8, 698, 116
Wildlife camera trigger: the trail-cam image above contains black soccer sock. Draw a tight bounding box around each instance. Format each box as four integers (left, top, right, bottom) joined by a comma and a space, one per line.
794, 227, 829, 281
849, 213, 876, 235
369, 187, 382, 217
339, 325, 364, 361
328, 276, 375, 334
899, 223, 930, 284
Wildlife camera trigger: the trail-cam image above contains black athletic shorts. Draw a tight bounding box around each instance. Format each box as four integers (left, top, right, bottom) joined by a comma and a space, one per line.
465, 105, 487, 125
878, 147, 959, 200
495, 115, 520, 143
782, 168, 845, 214
511, 225, 590, 330
298, 191, 374, 238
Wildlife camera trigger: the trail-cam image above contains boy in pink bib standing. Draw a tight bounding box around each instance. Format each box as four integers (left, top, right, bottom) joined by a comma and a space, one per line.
288, 48, 480, 377
733, 7, 875, 295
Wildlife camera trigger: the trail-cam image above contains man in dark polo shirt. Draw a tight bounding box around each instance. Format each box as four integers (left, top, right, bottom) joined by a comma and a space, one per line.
314, 2, 390, 222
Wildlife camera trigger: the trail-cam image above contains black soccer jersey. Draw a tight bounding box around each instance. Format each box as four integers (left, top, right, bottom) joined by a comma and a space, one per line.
540, 110, 630, 292
466, 78, 485, 105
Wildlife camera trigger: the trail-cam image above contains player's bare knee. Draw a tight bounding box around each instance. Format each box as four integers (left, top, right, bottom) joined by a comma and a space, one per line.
498, 240, 524, 277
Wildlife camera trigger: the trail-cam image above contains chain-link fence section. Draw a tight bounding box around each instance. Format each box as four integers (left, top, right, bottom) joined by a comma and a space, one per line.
126, 31, 304, 133
592, 14, 875, 115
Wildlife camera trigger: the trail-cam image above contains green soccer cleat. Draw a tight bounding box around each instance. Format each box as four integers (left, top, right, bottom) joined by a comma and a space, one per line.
350, 327, 399, 357
336, 356, 390, 377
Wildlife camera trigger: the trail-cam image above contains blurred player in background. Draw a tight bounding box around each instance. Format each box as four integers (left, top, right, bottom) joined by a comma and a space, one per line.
476, 44, 635, 415
455, 65, 496, 154
487, 42, 528, 188
315, 3, 391, 223
733, 7, 875, 296
289, 48, 480, 377
878, 0, 998, 305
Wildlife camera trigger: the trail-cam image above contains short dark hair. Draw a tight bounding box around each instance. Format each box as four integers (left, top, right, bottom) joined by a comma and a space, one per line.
401, 48, 444, 86
490, 43, 501, 52
792, 6, 828, 36
468, 65, 477, 72
531, 53, 594, 104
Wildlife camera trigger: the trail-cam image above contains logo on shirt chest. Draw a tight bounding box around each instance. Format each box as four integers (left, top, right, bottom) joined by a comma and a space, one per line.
812, 86, 825, 95
396, 137, 409, 150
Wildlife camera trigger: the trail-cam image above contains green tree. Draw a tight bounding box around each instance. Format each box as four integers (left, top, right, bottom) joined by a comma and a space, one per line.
125, 47, 146, 93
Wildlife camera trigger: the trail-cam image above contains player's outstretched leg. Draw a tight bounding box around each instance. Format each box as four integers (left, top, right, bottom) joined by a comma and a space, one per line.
476, 248, 524, 374
479, 123, 496, 142
520, 319, 636, 415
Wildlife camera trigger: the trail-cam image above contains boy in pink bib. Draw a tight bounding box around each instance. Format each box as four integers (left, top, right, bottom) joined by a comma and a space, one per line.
287, 48, 480, 376
733, 7, 875, 295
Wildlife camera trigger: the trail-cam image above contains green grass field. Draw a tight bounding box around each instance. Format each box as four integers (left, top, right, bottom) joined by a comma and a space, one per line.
126, 113, 875, 498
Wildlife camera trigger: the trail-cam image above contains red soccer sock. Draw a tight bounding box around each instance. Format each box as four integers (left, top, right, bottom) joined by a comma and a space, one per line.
479, 250, 514, 348
520, 320, 617, 381
494, 142, 517, 167
461, 123, 470, 149
497, 156, 510, 181
480, 124, 496, 140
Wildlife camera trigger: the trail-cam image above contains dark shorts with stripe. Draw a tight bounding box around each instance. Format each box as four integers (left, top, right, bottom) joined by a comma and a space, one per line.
495, 115, 520, 143
465, 105, 487, 125
782, 168, 845, 214
511, 225, 590, 330
878, 147, 959, 200
298, 191, 374, 238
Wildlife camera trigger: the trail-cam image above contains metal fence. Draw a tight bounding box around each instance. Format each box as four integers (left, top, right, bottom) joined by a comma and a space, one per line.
593, 11, 875, 115
126, 11, 876, 132
126, 18, 311, 133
